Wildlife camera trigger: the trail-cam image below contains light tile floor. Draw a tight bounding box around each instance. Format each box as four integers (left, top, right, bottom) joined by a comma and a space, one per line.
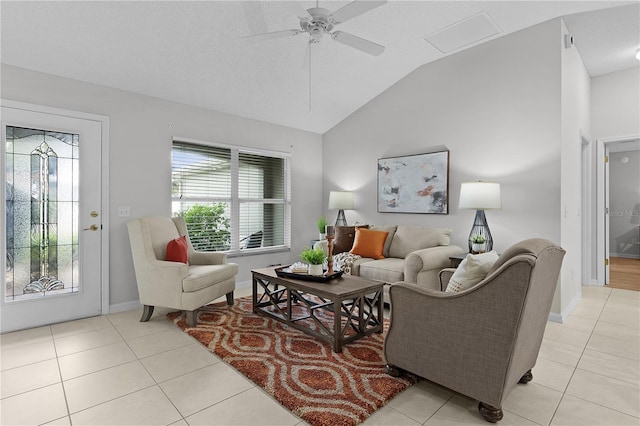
1, 286, 639, 425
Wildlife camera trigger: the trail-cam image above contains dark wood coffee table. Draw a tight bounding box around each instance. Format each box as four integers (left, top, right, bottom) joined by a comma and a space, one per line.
251, 267, 384, 353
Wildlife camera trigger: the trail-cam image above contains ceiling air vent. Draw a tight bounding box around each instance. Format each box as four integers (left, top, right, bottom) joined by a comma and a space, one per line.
424, 12, 502, 54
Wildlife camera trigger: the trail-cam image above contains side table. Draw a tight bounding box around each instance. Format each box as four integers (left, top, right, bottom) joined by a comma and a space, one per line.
449, 253, 467, 268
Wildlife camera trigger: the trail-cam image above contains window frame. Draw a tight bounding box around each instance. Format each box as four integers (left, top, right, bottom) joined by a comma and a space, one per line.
172, 137, 291, 256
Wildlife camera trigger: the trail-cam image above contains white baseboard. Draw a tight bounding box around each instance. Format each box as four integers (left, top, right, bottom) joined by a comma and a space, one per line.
108, 281, 251, 315
548, 291, 582, 324
109, 299, 141, 314
103, 281, 252, 315
548, 312, 563, 323
237, 280, 251, 289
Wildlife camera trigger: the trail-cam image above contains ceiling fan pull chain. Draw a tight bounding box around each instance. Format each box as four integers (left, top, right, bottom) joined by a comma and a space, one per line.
308, 41, 312, 113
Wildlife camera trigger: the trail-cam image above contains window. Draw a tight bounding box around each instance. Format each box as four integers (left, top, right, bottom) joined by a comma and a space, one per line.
171, 140, 291, 254
5, 126, 80, 301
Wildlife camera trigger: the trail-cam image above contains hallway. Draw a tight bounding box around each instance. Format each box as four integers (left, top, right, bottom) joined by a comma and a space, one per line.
608, 257, 640, 292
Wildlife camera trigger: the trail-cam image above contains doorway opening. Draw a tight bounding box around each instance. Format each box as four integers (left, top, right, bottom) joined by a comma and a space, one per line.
596, 136, 640, 290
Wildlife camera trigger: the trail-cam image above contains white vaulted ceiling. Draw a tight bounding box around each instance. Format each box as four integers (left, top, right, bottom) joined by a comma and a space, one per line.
1, 1, 638, 134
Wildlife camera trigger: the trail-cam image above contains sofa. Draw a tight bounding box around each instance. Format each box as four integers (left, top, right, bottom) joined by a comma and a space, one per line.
315, 225, 464, 303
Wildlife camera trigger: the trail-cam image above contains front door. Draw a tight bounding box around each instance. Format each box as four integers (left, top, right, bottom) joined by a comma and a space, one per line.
2, 103, 105, 333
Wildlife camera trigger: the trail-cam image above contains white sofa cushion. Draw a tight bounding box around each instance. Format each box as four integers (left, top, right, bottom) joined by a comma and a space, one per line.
359, 258, 405, 283
183, 264, 239, 292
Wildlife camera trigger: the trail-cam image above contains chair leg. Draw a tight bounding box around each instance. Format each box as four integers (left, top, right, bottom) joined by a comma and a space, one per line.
519, 369, 533, 384
478, 402, 503, 423
386, 364, 402, 377
140, 305, 154, 322
226, 291, 234, 305
186, 310, 197, 327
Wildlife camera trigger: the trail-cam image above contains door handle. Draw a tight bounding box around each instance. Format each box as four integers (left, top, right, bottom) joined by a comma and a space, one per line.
84, 224, 99, 231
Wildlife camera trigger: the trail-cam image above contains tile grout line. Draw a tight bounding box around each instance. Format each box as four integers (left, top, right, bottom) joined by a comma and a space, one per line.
546, 288, 613, 425
62, 316, 176, 423
180, 386, 257, 423
51, 324, 74, 425
112, 312, 195, 425
421, 393, 456, 425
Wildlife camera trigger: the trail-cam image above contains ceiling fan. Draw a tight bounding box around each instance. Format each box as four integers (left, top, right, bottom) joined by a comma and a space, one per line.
246, 1, 387, 56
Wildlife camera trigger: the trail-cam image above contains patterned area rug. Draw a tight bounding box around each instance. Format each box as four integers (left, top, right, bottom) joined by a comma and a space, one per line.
168, 296, 416, 426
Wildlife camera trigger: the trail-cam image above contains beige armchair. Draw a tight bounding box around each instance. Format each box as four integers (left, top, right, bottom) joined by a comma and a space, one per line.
127, 216, 238, 326
384, 238, 565, 423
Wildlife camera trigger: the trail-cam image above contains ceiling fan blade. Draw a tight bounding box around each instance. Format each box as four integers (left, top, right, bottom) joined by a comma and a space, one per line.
243, 29, 303, 41
332, 31, 385, 56
331, 1, 387, 25
282, 1, 310, 19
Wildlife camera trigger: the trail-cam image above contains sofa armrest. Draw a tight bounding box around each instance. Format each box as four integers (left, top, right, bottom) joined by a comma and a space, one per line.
135, 259, 189, 307
189, 251, 227, 265
404, 245, 465, 283
439, 268, 456, 291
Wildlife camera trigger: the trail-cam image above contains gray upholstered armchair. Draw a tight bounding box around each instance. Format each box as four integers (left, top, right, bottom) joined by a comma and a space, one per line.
127, 216, 238, 326
384, 238, 565, 423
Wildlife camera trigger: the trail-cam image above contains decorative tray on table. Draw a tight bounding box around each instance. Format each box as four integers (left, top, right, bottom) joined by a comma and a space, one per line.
274, 265, 343, 282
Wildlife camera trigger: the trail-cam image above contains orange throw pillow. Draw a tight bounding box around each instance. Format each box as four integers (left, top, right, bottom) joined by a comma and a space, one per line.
350, 228, 389, 260
166, 235, 188, 263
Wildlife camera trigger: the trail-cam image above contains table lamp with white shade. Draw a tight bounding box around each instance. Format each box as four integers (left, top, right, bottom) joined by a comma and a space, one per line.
459, 181, 501, 253
328, 191, 354, 227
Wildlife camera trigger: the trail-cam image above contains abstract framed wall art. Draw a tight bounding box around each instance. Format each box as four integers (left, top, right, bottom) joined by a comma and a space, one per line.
378, 150, 449, 214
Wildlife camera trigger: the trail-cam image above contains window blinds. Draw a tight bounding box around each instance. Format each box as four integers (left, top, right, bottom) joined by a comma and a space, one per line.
172, 141, 290, 253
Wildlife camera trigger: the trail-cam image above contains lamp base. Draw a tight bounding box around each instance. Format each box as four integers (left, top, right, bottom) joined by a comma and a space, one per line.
468, 210, 493, 253
335, 210, 347, 227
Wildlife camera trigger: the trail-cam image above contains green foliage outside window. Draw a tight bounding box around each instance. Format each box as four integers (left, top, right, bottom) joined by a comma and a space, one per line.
176, 204, 230, 251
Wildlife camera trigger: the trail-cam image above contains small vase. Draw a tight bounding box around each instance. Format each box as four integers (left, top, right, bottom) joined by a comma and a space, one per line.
308, 264, 324, 276
319, 233, 326, 240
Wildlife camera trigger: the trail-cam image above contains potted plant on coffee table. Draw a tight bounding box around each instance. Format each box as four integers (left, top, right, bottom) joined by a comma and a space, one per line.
471, 234, 486, 254
300, 247, 326, 276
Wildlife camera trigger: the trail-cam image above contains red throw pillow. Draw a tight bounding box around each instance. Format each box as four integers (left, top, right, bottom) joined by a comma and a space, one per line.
166, 235, 188, 263
350, 228, 389, 260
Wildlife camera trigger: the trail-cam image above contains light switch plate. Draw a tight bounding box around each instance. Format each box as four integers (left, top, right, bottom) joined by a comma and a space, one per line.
118, 206, 130, 217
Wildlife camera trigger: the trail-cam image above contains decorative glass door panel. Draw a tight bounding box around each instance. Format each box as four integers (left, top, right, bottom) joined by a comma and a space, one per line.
5, 127, 79, 301
2, 103, 104, 333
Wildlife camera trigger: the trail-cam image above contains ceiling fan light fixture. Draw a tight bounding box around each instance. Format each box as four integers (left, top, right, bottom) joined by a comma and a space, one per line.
245, 1, 387, 56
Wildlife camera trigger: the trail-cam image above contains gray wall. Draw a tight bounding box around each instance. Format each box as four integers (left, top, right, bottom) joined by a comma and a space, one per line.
609, 149, 640, 258
592, 67, 640, 139
323, 20, 562, 268
2, 64, 323, 310
322, 18, 597, 318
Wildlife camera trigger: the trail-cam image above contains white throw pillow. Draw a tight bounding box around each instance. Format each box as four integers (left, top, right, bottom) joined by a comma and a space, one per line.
445, 251, 500, 293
